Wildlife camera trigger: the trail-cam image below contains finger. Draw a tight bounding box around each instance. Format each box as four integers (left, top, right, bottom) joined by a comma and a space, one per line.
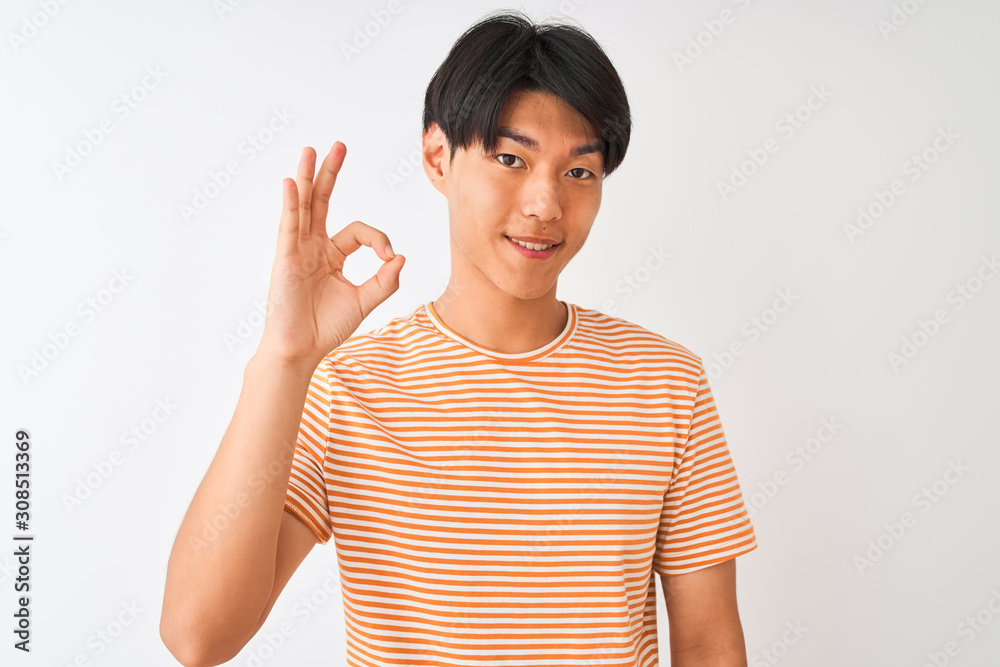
329, 220, 396, 263
355, 253, 405, 319
311, 142, 346, 240
277, 177, 300, 257
296, 147, 317, 240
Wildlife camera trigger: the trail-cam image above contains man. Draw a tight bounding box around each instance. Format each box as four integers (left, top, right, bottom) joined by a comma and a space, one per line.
161, 10, 757, 667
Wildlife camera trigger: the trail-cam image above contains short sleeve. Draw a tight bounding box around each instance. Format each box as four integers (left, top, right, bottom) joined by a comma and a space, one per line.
652, 359, 758, 576
283, 357, 334, 545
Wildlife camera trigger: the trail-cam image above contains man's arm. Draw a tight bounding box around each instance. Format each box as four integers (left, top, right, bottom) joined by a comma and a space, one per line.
661, 559, 749, 667
159, 354, 320, 666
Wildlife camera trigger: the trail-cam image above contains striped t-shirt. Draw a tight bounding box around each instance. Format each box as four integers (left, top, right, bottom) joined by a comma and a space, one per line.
283, 299, 758, 666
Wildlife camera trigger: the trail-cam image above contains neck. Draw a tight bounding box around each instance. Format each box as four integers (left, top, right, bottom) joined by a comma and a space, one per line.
431, 288, 567, 355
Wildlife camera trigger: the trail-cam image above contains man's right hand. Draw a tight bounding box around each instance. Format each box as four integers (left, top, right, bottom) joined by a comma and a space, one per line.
258, 142, 405, 366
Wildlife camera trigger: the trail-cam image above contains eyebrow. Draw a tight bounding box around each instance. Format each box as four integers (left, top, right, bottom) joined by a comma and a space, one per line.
497, 126, 604, 158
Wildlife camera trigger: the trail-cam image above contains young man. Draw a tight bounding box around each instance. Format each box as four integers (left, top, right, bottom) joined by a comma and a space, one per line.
161, 11, 757, 667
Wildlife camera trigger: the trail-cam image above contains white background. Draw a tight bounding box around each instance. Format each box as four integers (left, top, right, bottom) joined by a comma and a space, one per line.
2, 0, 999, 665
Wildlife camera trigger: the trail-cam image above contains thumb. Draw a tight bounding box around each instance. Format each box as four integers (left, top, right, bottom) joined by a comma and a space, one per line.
355, 254, 404, 317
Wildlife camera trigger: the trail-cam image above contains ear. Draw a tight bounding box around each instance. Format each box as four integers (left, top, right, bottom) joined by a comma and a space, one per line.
422, 123, 450, 195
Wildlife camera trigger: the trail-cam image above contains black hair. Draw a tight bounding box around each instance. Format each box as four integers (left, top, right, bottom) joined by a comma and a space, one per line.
422, 10, 631, 176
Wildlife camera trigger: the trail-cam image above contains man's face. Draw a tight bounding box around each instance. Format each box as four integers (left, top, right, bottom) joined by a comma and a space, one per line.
423, 89, 604, 303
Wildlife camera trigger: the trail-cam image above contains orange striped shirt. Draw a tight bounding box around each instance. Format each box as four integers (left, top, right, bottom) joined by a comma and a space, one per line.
284, 300, 758, 666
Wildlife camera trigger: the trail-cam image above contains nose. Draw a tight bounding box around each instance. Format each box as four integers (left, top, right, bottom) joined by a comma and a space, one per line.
519, 171, 562, 222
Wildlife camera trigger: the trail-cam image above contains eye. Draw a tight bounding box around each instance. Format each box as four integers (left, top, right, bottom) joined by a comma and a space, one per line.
567, 167, 594, 180
494, 153, 524, 168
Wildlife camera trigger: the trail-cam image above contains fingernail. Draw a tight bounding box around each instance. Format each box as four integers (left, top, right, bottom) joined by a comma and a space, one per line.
384, 244, 395, 258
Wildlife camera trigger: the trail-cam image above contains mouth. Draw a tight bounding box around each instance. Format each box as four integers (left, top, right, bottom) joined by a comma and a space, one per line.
505, 235, 561, 259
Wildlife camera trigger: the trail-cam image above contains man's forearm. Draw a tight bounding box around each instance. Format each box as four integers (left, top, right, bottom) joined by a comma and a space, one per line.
669, 616, 749, 667
160, 351, 320, 662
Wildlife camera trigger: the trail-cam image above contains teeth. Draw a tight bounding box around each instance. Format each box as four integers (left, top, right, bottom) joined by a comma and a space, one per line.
510, 237, 553, 251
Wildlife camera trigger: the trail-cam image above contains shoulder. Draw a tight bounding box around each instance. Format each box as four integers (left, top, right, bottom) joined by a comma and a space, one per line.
320, 302, 434, 370
570, 303, 705, 375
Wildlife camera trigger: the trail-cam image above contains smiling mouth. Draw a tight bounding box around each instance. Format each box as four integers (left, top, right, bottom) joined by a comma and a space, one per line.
505, 236, 561, 251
